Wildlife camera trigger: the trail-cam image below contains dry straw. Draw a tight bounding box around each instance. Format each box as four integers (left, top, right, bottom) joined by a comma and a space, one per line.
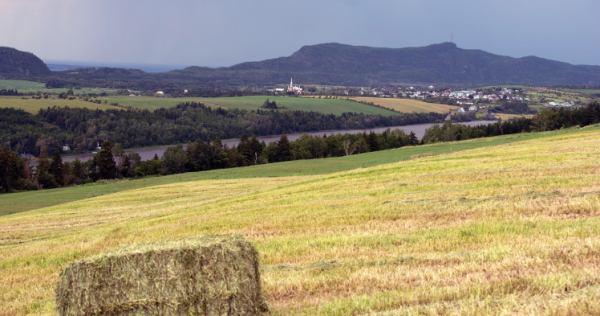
55, 235, 268, 316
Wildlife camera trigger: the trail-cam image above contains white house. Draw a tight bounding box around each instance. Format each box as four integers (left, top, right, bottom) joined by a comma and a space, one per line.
469, 105, 478, 111
62, 145, 71, 151
457, 108, 466, 113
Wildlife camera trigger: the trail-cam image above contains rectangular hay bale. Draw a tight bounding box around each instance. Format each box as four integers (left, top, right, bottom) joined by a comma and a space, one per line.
56, 235, 268, 316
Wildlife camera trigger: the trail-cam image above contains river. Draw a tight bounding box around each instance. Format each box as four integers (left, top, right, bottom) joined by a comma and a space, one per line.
60, 120, 495, 163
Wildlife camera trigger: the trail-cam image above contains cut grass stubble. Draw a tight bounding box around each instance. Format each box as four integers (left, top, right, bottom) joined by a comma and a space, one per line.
1, 126, 600, 315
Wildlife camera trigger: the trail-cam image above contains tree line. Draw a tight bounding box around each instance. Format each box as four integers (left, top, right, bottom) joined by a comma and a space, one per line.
0, 89, 21, 96
0, 127, 419, 192
0, 102, 449, 156
1, 101, 598, 194
422, 101, 600, 143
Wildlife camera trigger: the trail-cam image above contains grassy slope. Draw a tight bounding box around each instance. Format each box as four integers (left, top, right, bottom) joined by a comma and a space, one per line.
348, 97, 459, 113
1, 125, 599, 315
0, 96, 120, 114
107, 95, 398, 115
2, 128, 592, 216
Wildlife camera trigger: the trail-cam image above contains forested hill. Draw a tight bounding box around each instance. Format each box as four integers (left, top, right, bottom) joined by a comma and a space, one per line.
0, 47, 51, 77
55, 43, 600, 86
201, 42, 600, 86
2, 43, 599, 86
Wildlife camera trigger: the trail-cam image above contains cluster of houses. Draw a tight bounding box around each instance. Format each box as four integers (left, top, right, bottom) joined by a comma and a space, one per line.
262, 83, 580, 109
547, 101, 574, 107
357, 87, 531, 102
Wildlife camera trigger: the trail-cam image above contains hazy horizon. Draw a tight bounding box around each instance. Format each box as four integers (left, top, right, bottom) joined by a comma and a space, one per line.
1, 0, 599, 67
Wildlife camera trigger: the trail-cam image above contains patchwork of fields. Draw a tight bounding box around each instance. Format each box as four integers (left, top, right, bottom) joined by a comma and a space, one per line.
107, 95, 399, 115
347, 97, 459, 113
1, 125, 599, 315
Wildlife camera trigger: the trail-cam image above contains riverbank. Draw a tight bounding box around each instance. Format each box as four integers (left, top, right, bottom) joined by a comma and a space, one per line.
59, 120, 495, 163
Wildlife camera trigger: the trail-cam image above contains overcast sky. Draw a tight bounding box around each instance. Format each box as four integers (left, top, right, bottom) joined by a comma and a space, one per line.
1, 0, 599, 67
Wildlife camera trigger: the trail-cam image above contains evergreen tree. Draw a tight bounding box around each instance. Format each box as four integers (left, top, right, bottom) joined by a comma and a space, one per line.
36, 147, 50, 175
72, 158, 84, 181
211, 137, 227, 168
367, 131, 380, 151
97, 140, 117, 179
49, 150, 64, 186
36, 147, 57, 189
237, 133, 253, 165
121, 154, 131, 178
0, 147, 11, 192
213, 137, 223, 150
408, 131, 418, 145
276, 133, 291, 161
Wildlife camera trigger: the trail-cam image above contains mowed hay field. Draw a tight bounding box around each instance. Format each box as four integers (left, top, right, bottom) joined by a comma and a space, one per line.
1, 129, 586, 216
0, 96, 119, 114
348, 97, 460, 113
2, 126, 600, 315
108, 95, 399, 115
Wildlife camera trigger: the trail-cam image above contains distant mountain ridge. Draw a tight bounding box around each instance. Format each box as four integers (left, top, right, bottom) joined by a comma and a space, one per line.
173, 42, 598, 86
0, 47, 51, 77
1, 43, 599, 86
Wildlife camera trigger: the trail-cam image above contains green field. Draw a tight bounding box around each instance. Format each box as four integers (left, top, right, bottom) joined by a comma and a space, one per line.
556, 88, 600, 95
0, 80, 113, 94
476, 85, 529, 90
0, 96, 120, 114
2, 124, 600, 315
107, 95, 399, 115
103, 96, 215, 111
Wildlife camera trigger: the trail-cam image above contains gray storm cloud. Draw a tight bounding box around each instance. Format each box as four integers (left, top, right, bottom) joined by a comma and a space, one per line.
0, 0, 598, 67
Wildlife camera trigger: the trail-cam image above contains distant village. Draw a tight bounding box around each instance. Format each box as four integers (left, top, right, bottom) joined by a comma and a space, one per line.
265, 80, 580, 112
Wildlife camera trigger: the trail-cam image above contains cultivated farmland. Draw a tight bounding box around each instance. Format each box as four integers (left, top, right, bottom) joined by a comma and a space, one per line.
0, 80, 112, 94
107, 95, 398, 115
1, 125, 599, 315
0, 96, 120, 114
348, 97, 460, 113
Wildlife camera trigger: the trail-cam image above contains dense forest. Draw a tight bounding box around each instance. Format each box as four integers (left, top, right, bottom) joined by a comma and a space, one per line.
0, 102, 456, 156
1, 101, 598, 194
